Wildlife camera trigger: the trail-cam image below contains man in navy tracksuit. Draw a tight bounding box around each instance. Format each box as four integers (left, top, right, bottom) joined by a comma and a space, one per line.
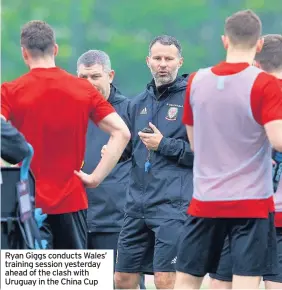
1, 118, 29, 165
114, 36, 194, 289
77, 50, 146, 289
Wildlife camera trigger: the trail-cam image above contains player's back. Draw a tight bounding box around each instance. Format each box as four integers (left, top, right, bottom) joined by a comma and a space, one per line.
2, 67, 100, 214
190, 66, 273, 204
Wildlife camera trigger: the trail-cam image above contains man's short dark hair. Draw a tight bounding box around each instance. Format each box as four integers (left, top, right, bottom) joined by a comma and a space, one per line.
255, 34, 282, 73
21, 20, 55, 58
77, 50, 111, 72
224, 9, 262, 48
149, 35, 182, 57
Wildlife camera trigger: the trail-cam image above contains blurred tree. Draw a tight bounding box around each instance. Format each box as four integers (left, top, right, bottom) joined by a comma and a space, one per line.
2, 0, 282, 96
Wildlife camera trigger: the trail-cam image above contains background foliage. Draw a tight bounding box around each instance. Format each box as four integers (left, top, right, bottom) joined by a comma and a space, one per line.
2, 0, 282, 97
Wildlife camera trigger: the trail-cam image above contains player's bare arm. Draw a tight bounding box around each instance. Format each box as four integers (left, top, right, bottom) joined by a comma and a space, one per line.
186, 125, 194, 152
264, 120, 282, 152
75, 112, 130, 187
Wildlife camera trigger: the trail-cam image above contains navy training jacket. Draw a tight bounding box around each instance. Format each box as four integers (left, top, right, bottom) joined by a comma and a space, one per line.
123, 74, 194, 220
1, 119, 29, 164
82, 85, 131, 232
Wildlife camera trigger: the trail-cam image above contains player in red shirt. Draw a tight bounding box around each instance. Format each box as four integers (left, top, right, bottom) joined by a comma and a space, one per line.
174, 10, 282, 289
1, 20, 130, 249
209, 34, 282, 290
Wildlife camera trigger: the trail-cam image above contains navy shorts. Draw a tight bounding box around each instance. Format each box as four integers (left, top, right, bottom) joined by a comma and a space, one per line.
263, 227, 282, 283
209, 227, 282, 283
208, 236, 233, 282
115, 215, 185, 273
209, 236, 232, 282
88, 232, 120, 264
176, 214, 278, 277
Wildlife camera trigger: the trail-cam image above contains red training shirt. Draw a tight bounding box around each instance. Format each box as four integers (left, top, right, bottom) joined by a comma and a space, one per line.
275, 79, 282, 227
1, 67, 115, 214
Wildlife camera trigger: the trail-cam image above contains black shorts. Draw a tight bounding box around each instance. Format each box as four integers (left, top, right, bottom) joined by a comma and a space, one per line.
41, 209, 87, 249
209, 236, 233, 282
115, 215, 185, 273
209, 227, 282, 283
176, 214, 278, 277
263, 227, 282, 282
88, 232, 120, 264
88, 231, 146, 288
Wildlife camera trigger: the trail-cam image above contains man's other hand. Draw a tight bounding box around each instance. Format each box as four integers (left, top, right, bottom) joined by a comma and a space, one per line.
74, 170, 100, 188
138, 122, 163, 151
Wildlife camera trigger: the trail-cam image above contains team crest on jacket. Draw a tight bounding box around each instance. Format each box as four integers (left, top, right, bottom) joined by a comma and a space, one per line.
166, 107, 178, 121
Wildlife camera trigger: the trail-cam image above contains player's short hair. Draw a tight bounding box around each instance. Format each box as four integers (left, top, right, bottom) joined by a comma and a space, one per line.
77, 50, 111, 72
255, 34, 282, 73
21, 20, 55, 58
224, 9, 262, 48
149, 35, 182, 57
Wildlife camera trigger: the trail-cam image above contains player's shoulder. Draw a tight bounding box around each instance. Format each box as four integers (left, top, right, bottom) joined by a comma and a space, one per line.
189, 68, 211, 84
254, 70, 279, 89
59, 69, 97, 98
1, 72, 32, 94
59, 69, 93, 89
185, 71, 203, 94
256, 70, 277, 81
188, 71, 197, 82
